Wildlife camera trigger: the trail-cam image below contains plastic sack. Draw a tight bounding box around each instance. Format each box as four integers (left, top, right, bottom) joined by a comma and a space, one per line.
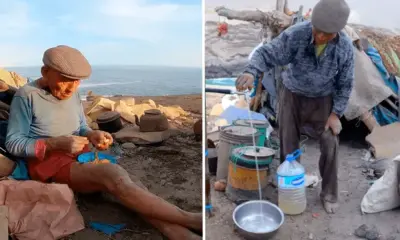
360, 155, 400, 213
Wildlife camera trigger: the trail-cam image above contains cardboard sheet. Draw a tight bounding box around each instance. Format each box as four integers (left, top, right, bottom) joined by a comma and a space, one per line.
366, 123, 400, 159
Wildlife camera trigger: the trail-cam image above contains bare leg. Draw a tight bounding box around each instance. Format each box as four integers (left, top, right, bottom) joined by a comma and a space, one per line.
145, 217, 201, 240
69, 163, 202, 230
319, 130, 339, 214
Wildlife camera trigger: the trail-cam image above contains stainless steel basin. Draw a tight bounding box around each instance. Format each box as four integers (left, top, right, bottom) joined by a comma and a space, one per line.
233, 200, 284, 240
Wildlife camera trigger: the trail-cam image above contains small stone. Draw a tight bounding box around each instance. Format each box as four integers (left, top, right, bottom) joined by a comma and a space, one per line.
308, 233, 314, 239
365, 226, 380, 240
160, 180, 167, 186
122, 142, 136, 149
355, 224, 368, 238
366, 231, 379, 240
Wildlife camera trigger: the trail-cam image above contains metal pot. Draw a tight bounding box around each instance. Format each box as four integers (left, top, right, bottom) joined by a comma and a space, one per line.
96, 111, 123, 133
233, 200, 284, 240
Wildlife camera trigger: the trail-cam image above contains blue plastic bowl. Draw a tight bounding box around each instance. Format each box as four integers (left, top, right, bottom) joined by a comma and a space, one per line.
77, 152, 117, 164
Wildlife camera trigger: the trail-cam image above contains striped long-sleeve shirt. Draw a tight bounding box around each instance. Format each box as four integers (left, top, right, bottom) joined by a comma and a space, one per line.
245, 21, 355, 116
5, 80, 92, 158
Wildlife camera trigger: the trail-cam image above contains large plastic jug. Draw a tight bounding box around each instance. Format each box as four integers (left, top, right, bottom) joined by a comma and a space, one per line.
277, 149, 307, 215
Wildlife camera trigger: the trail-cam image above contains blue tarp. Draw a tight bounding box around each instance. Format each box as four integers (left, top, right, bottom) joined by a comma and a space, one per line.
365, 45, 399, 125
373, 105, 398, 126
365, 45, 399, 94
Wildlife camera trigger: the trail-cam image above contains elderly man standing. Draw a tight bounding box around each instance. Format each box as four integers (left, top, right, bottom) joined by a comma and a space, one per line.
6, 45, 202, 239
236, 0, 355, 214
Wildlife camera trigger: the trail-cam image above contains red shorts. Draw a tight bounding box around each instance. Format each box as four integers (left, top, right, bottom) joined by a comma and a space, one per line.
28, 146, 90, 185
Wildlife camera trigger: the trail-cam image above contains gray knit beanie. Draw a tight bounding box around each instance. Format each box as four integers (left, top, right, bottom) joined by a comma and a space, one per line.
311, 0, 350, 33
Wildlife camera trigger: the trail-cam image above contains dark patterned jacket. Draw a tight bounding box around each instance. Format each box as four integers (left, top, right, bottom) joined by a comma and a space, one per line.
245, 21, 355, 116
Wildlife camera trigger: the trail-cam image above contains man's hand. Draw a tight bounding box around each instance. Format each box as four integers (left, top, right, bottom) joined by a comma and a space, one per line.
235, 73, 254, 91
325, 113, 342, 135
87, 130, 113, 150
45, 136, 89, 154
0, 81, 9, 92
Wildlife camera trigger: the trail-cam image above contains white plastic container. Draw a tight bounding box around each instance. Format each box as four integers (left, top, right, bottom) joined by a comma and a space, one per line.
277, 150, 307, 215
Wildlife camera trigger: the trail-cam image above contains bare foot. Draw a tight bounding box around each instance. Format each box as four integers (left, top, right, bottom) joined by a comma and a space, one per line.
321, 198, 339, 214
188, 231, 202, 240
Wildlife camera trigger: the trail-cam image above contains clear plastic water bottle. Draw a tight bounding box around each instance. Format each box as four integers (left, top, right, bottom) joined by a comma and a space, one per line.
277, 149, 306, 215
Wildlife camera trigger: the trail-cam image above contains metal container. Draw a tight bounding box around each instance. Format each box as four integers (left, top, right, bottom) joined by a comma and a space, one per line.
216, 126, 261, 182
226, 146, 275, 202
96, 111, 123, 133
233, 200, 284, 240
233, 119, 270, 147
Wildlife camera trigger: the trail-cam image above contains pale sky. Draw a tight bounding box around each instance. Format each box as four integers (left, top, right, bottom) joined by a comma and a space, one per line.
0, 0, 202, 67
205, 0, 399, 31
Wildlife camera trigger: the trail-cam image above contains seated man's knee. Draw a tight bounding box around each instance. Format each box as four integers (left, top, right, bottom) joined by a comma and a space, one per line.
101, 164, 131, 195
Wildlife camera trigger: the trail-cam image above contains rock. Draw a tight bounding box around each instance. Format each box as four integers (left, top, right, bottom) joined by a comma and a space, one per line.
355, 224, 368, 238
193, 119, 202, 141
366, 227, 379, 240
122, 142, 136, 149
308, 233, 314, 239
156, 146, 180, 155
354, 225, 380, 240
386, 236, 396, 240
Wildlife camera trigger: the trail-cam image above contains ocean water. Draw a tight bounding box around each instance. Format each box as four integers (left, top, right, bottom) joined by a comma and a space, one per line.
7, 66, 202, 97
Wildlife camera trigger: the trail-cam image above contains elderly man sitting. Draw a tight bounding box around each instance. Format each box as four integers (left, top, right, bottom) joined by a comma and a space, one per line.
5, 45, 202, 240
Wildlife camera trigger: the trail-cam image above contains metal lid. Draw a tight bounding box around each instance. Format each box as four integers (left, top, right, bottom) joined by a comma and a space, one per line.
222, 126, 257, 136
96, 111, 121, 123
230, 146, 275, 167
234, 119, 269, 127
240, 146, 275, 158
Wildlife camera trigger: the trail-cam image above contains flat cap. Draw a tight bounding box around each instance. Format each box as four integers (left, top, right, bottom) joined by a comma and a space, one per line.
43, 45, 91, 80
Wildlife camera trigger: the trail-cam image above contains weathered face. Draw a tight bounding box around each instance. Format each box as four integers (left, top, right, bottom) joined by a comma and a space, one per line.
41, 66, 80, 100
312, 27, 337, 45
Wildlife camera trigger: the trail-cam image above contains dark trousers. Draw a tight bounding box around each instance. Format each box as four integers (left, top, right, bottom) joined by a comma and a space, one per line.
278, 86, 339, 203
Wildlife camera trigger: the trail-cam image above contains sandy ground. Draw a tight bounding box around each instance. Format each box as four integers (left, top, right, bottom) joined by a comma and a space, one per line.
64, 94, 202, 240
205, 93, 400, 240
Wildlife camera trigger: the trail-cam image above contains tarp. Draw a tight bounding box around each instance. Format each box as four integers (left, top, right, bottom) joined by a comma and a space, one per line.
356, 26, 400, 77
344, 46, 394, 120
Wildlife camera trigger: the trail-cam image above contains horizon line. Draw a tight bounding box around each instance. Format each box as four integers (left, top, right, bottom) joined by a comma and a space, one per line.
4, 64, 202, 69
